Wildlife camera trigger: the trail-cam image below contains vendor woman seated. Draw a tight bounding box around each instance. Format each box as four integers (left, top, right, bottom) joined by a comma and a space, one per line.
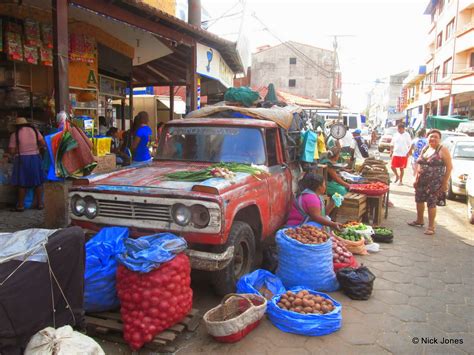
287, 173, 342, 231
326, 147, 351, 196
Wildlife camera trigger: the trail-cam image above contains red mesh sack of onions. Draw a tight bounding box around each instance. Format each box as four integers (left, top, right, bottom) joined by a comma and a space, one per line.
116, 253, 193, 350
332, 236, 359, 272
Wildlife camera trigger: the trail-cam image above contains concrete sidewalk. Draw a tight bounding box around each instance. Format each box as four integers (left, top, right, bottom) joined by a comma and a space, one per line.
1, 175, 473, 354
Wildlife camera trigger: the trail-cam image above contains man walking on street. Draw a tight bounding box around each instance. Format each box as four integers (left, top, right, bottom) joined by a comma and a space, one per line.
390, 123, 412, 185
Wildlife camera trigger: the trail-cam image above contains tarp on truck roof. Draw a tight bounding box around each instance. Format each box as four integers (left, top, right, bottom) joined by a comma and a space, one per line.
426, 115, 469, 130
185, 104, 302, 130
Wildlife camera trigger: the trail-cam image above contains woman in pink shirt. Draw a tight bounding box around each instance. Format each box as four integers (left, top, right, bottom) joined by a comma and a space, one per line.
287, 173, 342, 231
8, 117, 46, 212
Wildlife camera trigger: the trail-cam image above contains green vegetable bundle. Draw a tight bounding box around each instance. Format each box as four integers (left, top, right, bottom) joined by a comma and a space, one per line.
334, 230, 362, 242
373, 227, 393, 236
164, 163, 267, 182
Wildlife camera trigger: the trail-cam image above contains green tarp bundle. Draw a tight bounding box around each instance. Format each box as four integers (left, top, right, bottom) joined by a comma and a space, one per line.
224, 87, 260, 107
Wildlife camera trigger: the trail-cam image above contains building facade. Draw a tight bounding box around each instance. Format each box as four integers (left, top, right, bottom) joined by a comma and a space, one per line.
250, 41, 340, 105
367, 71, 409, 128
403, 0, 474, 123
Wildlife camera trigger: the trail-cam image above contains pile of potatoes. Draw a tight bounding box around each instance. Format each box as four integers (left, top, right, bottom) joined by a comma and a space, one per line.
276, 290, 335, 314
285, 226, 330, 244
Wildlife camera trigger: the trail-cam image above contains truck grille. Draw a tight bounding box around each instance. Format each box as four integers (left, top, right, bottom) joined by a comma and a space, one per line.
97, 199, 172, 222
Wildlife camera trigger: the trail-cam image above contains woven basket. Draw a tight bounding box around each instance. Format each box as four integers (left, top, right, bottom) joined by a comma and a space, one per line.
203, 293, 267, 342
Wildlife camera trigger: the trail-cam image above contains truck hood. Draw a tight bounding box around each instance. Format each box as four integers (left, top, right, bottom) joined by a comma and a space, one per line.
73, 161, 257, 195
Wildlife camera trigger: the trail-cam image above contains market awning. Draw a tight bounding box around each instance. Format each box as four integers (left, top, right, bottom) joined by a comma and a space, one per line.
157, 96, 186, 115
427, 115, 469, 130
69, 5, 172, 66
386, 113, 405, 121
424, 0, 439, 15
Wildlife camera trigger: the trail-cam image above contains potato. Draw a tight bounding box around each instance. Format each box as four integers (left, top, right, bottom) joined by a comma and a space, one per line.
294, 298, 303, 306
302, 298, 310, 307
294, 306, 303, 313
288, 296, 295, 302
287, 291, 295, 297
307, 300, 315, 307
301, 290, 310, 296
280, 294, 288, 300
296, 292, 304, 299
303, 307, 313, 313
321, 305, 329, 314
314, 303, 321, 311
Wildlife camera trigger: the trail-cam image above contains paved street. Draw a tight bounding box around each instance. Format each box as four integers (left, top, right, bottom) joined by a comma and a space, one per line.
0, 163, 473, 355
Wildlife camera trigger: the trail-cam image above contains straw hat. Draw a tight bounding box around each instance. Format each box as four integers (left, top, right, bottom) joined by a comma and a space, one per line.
14, 117, 28, 125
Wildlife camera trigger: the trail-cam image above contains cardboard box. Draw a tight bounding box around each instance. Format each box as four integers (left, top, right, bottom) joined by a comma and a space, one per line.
93, 153, 116, 174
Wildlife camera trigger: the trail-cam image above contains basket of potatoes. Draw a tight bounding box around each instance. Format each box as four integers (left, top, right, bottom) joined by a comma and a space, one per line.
267, 288, 342, 336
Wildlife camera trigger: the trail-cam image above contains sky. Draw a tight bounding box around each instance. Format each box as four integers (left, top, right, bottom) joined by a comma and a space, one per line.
201, 0, 430, 111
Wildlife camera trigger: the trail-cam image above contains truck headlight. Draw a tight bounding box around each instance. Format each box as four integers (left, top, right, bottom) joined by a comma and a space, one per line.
191, 204, 210, 228
84, 197, 98, 219
172, 203, 191, 226
71, 195, 86, 216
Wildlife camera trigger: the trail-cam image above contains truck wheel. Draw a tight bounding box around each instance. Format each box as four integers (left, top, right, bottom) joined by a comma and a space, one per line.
212, 221, 256, 296
378, 147, 384, 153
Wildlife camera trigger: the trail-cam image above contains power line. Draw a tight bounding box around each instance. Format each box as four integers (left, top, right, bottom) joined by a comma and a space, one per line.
204, 1, 242, 29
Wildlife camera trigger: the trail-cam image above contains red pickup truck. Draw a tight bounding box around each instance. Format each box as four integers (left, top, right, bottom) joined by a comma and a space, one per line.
69, 117, 301, 294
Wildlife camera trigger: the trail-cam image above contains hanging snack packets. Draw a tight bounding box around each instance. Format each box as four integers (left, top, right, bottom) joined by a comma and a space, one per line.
24, 19, 41, 47
40, 45, 53, 66
5, 21, 23, 61
41, 23, 53, 49
24, 44, 39, 65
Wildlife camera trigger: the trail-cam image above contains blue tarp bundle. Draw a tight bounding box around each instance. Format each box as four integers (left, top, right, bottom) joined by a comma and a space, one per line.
84, 227, 128, 312
117, 233, 187, 273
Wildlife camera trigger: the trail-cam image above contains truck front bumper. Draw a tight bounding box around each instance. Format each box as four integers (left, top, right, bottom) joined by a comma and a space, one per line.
185, 246, 234, 271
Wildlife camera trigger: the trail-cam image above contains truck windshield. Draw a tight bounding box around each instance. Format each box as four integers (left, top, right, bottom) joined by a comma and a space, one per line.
155, 126, 267, 165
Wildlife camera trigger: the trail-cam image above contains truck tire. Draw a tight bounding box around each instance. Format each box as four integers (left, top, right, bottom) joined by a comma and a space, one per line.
212, 221, 256, 296
378, 147, 384, 153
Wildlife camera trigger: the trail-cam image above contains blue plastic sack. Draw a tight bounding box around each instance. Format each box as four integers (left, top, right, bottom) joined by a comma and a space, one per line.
267, 287, 342, 336
300, 130, 317, 162
276, 226, 339, 292
84, 227, 128, 312
117, 233, 187, 273
236, 269, 286, 299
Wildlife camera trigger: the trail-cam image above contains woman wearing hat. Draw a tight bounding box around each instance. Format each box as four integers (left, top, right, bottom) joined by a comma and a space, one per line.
8, 117, 46, 211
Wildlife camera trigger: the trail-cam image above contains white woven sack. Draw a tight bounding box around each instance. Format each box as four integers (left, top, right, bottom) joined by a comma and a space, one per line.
25, 325, 105, 355
204, 294, 267, 337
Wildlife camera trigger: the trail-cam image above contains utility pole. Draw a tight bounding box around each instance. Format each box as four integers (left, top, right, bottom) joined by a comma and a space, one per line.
329, 36, 337, 108
327, 34, 355, 109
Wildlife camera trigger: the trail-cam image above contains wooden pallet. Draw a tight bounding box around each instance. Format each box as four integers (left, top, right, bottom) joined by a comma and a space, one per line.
85, 309, 200, 351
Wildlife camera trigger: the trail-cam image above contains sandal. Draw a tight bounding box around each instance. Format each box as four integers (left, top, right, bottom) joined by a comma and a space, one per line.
424, 228, 435, 235
407, 221, 424, 227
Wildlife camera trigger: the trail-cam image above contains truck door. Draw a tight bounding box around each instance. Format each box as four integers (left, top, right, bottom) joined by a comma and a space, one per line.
265, 128, 293, 233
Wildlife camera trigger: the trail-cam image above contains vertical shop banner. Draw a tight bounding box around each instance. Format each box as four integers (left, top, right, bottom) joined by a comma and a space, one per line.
69, 34, 98, 89
196, 43, 234, 88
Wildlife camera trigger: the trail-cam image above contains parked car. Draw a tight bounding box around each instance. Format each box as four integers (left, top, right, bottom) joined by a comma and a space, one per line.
69, 114, 302, 295
440, 130, 468, 144
378, 127, 398, 152
443, 136, 474, 199
466, 174, 474, 224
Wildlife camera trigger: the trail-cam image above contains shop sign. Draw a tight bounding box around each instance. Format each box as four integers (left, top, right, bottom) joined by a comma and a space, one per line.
196, 43, 234, 88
